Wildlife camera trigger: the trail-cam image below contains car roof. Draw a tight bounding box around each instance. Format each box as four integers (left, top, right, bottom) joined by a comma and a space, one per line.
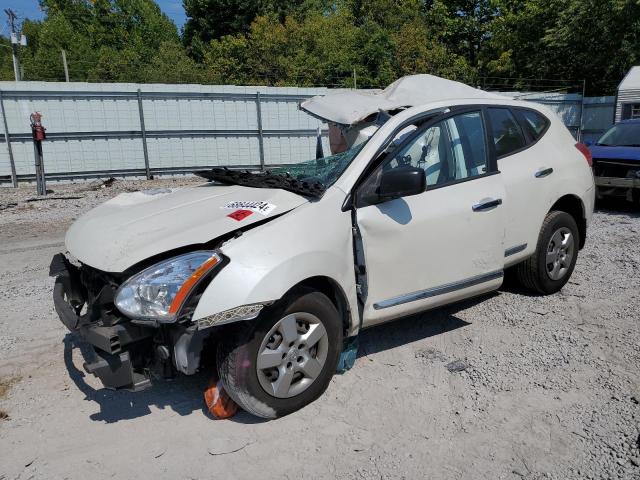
300, 75, 507, 125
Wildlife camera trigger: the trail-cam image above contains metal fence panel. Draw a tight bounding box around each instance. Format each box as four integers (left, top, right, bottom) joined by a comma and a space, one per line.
0, 81, 618, 183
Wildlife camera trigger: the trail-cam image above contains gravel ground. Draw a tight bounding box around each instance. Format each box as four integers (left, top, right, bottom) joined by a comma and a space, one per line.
0, 179, 638, 480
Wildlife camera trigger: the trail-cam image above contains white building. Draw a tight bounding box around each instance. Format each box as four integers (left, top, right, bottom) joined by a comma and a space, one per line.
616, 66, 640, 122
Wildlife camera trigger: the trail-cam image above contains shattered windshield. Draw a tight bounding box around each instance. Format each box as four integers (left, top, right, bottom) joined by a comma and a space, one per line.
196, 138, 371, 198
269, 141, 368, 187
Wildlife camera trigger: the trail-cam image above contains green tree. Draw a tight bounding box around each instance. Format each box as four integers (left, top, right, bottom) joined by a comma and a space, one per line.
202, 7, 475, 88
142, 41, 205, 83
182, 0, 329, 59
485, 0, 640, 94
426, 0, 497, 68
10, 0, 182, 82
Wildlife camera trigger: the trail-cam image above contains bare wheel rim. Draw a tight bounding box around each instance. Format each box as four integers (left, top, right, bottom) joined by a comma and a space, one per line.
545, 227, 574, 281
256, 312, 329, 399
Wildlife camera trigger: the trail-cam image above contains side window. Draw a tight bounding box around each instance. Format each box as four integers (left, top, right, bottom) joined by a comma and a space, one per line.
622, 103, 640, 120
357, 111, 488, 206
519, 109, 549, 140
487, 108, 526, 157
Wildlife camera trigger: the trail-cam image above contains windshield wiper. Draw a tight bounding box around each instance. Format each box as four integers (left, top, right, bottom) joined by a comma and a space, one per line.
195, 168, 326, 198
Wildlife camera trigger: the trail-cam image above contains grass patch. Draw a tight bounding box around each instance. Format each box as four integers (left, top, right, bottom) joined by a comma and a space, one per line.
0, 375, 21, 398
0, 376, 20, 421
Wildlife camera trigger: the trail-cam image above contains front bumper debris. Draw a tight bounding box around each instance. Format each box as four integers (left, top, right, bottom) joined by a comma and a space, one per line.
50, 253, 154, 391
592, 160, 640, 201
594, 176, 640, 189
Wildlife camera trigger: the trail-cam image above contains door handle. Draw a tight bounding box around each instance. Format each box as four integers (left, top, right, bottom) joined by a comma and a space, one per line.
472, 198, 502, 212
535, 167, 554, 178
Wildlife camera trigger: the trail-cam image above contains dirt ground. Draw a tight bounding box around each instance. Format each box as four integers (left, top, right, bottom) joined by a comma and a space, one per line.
0, 178, 639, 480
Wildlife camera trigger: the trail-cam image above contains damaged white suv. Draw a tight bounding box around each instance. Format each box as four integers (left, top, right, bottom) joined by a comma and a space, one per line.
51, 76, 595, 418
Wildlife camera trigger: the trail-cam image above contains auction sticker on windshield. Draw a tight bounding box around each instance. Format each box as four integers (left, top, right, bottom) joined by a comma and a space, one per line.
221, 201, 276, 216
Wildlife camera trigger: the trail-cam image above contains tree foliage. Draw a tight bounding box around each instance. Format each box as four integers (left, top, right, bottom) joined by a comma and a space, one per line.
0, 0, 637, 94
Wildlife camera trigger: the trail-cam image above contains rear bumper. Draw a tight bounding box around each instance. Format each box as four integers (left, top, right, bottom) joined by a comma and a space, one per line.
51, 254, 154, 391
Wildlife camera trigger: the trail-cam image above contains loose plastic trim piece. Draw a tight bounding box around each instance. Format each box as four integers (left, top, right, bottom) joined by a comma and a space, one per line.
196, 303, 265, 329
336, 336, 359, 374
204, 379, 239, 419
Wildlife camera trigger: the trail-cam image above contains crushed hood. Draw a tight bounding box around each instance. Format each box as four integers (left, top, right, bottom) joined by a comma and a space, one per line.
300, 74, 505, 125
65, 184, 308, 272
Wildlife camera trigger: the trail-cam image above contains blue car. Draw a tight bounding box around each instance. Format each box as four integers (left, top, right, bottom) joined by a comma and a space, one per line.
588, 119, 640, 203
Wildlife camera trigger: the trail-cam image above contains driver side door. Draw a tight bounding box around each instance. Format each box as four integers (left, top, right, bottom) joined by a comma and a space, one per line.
355, 109, 506, 326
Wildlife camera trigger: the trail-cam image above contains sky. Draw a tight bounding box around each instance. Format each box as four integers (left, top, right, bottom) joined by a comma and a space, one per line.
0, 0, 188, 31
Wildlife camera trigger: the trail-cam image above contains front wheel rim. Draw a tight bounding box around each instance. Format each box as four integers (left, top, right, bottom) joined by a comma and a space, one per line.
256, 312, 329, 399
545, 227, 574, 281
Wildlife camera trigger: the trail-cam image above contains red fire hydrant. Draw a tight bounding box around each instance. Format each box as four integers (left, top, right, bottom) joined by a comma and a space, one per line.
30, 112, 47, 195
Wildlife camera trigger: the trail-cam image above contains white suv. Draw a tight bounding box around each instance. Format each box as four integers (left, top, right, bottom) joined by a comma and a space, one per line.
51, 76, 595, 418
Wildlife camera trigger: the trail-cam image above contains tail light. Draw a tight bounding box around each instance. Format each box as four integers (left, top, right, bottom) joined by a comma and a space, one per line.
575, 143, 593, 167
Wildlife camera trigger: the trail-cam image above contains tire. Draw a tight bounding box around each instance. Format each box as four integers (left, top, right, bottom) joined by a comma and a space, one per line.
516, 211, 580, 295
216, 289, 343, 419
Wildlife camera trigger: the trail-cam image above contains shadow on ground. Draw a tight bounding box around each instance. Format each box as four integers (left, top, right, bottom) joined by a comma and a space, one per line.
595, 197, 640, 217
356, 294, 493, 358
63, 294, 495, 423
63, 334, 207, 423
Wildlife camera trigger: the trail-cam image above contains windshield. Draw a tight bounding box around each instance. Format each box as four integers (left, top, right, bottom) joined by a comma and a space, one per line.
269, 141, 369, 187
596, 123, 640, 147
195, 136, 372, 197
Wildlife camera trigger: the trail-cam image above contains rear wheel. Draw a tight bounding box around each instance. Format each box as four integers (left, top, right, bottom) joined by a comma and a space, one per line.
216, 289, 342, 419
516, 211, 579, 295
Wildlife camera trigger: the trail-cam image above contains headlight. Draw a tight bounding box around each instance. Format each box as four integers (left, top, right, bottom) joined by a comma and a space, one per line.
115, 251, 223, 322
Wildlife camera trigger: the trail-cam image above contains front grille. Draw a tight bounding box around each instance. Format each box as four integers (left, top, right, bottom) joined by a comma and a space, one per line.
593, 158, 640, 178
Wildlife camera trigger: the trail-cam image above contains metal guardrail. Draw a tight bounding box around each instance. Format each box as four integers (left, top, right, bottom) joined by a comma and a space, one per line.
0, 88, 322, 186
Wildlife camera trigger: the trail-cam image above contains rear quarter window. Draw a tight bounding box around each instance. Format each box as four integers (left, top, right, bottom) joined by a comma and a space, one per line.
518, 109, 550, 140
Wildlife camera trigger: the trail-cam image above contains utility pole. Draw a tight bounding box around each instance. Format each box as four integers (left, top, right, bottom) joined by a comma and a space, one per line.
61, 49, 69, 82
4, 9, 26, 81
4, 9, 20, 81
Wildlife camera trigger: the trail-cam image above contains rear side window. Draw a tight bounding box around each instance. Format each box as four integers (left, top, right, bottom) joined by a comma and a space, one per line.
487, 108, 526, 157
519, 109, 549, 140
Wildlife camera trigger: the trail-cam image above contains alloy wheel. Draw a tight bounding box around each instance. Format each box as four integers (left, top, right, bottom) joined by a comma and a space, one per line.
256, 312, 329, 399
546, 227, 574, 281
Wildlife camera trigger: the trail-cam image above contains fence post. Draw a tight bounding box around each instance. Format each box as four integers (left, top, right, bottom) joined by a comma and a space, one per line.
255, 91, 265, 171
0, 90, 18, 187
136, 89, 151, 179
578, 79, 586, 142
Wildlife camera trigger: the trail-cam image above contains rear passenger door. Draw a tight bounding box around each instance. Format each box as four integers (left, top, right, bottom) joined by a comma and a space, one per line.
486, 107, 552, 262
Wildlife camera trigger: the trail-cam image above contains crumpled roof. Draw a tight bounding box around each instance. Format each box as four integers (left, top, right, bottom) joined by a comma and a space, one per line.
300, 74, 506, 125
619, 66, 640, 91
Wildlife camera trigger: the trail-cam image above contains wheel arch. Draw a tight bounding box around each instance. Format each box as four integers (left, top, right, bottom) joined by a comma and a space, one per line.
549, 194, 586, 249
284, 276, 354, 337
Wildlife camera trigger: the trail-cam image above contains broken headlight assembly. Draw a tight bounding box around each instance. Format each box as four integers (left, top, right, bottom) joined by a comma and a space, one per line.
115, 251, 223, 323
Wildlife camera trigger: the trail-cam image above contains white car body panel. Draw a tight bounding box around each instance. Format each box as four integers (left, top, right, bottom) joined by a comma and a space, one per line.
65, 184, 308, 272
192, 187, 360, 336
64, 89, 595, 337
357, 173, 506, 326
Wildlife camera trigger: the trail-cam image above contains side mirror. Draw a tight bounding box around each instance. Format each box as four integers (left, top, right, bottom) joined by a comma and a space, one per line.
378, 166, 426, 201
